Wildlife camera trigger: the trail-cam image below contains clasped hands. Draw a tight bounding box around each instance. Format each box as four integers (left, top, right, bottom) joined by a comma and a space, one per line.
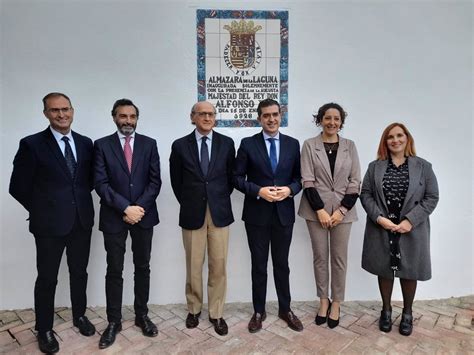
377, 216, 412, 233
316, 209, 344, 229
123, 205, 145, 225
258, 186, 291, 202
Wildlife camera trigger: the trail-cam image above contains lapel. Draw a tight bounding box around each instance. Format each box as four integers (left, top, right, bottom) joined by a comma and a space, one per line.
109, 133, 130, 175
255, 132, 274, 174
43, 128, 73, 181
401, 157, 422, 215
186, 131, 203, 177
71, 131, 83, 181
208, 131, 220, 176
313, 134, 333, 182
333, 137, 349, 179
131, 133, 145, 178
374, 159, 389, 212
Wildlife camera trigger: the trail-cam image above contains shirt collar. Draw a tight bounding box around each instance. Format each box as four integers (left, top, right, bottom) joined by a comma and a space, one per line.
50, 126, 73, 142
262, 131, 280, 141
195, 129, 213, 142
117, 131, 135, 140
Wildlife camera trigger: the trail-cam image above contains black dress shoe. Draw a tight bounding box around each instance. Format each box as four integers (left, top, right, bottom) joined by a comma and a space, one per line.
73, 316, 96, 336
278, 310, 304, 332
209, 317, 228, 336
99, 322, 122, 349
135, 315, 158, 337
379, 309, 392, 332
327, 303, 340, 329
399, 313, 413, 336
315, 301, 331, 325
248, 312, 266, 333
185, 312, 201, 329
37, 330, 59, 354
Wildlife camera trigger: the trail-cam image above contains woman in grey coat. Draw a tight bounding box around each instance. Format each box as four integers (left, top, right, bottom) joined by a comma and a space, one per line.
360, 123, 439, 336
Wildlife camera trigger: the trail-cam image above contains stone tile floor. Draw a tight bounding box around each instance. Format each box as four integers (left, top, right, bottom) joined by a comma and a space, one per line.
1, 296, 472, 354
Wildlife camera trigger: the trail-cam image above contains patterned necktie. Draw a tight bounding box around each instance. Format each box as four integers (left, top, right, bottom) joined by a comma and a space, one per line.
124, 135, 132, 172
61, 136, 77, 178
200, 136, 209, 176
268, 138, 277, 173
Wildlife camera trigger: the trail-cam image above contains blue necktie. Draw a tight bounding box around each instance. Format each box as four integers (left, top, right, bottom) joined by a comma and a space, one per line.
200, 136, 209, 176
62, 136, 77, 178
268, 138, 277, 173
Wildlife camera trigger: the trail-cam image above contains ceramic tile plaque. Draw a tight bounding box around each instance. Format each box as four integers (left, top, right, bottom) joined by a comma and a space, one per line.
197, 10, 289, 127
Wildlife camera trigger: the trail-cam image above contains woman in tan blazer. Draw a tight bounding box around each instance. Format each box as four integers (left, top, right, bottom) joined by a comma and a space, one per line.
298, 103, 361, 328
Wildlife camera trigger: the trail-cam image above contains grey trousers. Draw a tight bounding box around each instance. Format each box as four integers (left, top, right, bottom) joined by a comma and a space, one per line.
306, 220, 352, 302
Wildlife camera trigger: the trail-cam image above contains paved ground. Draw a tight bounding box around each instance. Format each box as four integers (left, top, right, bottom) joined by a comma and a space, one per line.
0, 296, 473, 354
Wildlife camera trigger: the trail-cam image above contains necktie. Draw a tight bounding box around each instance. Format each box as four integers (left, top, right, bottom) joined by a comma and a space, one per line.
61, 136, 77, 178
200, 136, 209, 176
124, 135, 132, 172
268, 138, 277, 173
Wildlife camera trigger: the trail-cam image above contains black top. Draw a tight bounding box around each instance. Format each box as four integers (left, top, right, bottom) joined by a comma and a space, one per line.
382, 158, 409, 223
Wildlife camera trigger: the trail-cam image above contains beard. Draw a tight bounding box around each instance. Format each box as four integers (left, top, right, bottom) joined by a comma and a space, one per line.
118, 124, 135, 136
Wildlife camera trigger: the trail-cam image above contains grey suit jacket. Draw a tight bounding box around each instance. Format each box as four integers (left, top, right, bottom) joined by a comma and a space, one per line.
298, 134, 361, 223
360, 156, 439, 280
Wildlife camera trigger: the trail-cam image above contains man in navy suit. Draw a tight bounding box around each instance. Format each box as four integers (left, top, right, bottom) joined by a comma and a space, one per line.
170, 101, 235, 336
94, 99, 161, 349
233, 99, 303, 333
9, 92, 96, 354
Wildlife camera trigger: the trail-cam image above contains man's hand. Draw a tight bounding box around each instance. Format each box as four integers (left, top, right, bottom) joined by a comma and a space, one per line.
124, 205, 145, 224
273, 186, 291, 201
123, 215, 136, 225
258, 186, 278, 202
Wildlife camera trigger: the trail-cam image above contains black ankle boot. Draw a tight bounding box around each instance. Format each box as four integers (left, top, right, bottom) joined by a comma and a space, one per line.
399, 313, 413, 336
379, 309, 392, 332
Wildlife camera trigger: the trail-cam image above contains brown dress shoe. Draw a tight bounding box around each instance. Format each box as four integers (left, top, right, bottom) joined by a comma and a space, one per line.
209, 317, 228, 336
279, 310, 303, 332
248, 312, 266, 333
185, 312, 201, 329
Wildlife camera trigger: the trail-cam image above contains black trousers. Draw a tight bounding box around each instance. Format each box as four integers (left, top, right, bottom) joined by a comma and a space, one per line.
34, 217, 92, 332
103, 225, 153, 323
245, 210, 293, 314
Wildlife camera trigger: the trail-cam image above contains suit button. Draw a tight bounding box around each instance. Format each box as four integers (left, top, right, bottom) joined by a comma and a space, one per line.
206, 181, 209, 185
331, 188, 335, 192
72, 201, 75, 204
202, 197, 206, 201
130, 184, 134, 187
415, 201, 419, 205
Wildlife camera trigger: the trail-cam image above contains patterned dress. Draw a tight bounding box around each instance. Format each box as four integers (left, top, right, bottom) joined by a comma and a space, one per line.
382, 158, 409, 271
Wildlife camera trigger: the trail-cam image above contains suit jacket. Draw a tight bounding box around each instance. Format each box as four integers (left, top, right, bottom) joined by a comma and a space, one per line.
298, 134, 361, 222
94, 132, 161, 234
233, 132, 302, 227
170, 130, 235, 230
360, 156, 439, 280
9, 127, 94, 237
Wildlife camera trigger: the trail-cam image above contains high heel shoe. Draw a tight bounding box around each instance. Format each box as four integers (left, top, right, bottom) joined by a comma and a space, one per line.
327, 303, 340, 329
315, 301, 331, 325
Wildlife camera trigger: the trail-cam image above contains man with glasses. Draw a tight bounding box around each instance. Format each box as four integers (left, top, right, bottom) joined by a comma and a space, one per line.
9, 92, 96, 353
169, 101, 235, 336
94, 98, 161, 349
233, 99, 303, 333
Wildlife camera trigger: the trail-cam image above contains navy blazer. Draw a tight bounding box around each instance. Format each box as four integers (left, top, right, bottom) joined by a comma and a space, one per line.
233, 132, 302, 226
9, 128, 94, 237
94, 132, 161, 233
170, 130, 235, 230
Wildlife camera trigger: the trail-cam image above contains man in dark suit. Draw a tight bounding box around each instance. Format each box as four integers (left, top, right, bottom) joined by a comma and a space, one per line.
169, 101, 235, 336
94, 99, 161, 349
9, 92, 96, 354
233, 99, 303, 333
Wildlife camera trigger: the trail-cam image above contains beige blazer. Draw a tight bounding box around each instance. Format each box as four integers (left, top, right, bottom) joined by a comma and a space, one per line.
298, 134, 361, 223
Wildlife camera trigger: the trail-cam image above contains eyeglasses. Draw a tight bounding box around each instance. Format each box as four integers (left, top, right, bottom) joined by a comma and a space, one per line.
193, 111, 216, 118
46, 107, 73, 114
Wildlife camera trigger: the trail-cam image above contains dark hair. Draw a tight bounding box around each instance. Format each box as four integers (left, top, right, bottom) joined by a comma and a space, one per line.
377, 122, 416, 160
111, 98, 139, 117
257, 99, 281, 117
42, 92, 72, 111
313, 102, 347, 129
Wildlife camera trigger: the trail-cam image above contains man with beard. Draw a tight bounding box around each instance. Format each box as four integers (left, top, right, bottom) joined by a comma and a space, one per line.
94, 98, 161, 349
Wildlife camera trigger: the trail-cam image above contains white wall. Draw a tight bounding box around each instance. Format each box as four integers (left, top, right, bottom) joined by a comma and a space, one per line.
1, 0, 472, 310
